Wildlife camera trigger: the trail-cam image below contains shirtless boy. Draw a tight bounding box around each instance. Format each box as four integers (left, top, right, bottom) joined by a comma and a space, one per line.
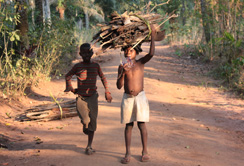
116, 25, 156, 164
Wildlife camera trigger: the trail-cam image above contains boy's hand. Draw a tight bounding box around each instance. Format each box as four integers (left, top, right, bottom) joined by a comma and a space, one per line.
64, 88, 78, 94
72, 89, 78, 94
122, 63, 132, 72
105, 92, 112, 103
64, 88, 72, 93
117, 64, 124, 79
118, 64, 125, 73
118, 63, 132, 74
119, 63, 131, 75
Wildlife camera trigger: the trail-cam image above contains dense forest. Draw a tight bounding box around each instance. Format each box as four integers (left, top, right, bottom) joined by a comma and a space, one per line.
1, 0, 244, 98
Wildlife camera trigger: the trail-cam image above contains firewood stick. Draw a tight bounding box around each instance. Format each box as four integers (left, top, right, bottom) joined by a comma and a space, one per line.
100, 30, 134, 47
157, 14, 178, 28
150, 0, 171, 13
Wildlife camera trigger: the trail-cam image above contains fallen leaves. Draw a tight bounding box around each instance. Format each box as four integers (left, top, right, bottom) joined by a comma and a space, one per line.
56, 126, 63, 130
5, 112, 11, 119
5, 123, 11, 126
200, 124, 211, 131
34, 136, 43, 144
33, 149, 41, 156
185, 146, 190, 149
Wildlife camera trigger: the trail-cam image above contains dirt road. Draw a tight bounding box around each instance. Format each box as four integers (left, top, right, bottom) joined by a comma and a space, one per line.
1, 43, 244, 166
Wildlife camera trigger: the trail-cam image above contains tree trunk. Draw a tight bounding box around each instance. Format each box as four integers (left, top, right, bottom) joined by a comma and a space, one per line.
181, 0, 186, 26
85, 10, 89, 30
77, 18, 83, 30
200, 0, 211, 43
232, 1, 237, 40
29, 0, 35, 26
43, 0, 51, 25
16, 0, 29, 49
35, 0, 43, 27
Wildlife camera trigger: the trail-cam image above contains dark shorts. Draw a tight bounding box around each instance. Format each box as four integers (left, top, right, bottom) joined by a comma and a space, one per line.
76, 92, 98, 135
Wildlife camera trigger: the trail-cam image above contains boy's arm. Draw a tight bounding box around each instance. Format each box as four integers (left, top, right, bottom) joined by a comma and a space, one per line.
64, 66, 76, 93
116, 64, 125, 89
97, 64, 112, 103
139, 24, 156, 64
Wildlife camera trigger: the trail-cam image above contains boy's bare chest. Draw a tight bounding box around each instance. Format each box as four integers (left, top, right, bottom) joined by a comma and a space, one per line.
126, 62, 144, 76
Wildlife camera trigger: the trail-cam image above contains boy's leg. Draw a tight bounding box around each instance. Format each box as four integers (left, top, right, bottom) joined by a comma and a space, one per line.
125, 122, 134, 155
85, 130, 95, 155
137, 122, 149, 161
85, 92, 98, 155
87, 131, 94, 148
121, 122, 134, 164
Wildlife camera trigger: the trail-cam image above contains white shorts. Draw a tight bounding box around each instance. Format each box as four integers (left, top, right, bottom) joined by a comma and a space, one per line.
121, 91, 149, 124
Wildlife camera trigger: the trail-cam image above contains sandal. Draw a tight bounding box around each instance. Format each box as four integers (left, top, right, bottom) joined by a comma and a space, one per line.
121, 155, 131, 164
85, 147, 96, 155
141, 153, 150, 162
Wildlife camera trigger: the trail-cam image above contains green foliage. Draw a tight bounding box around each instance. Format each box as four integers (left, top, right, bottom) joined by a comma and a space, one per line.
1, 0, 104, 99
57, 0, 65, 8
216, 32, 242, 63
163, 0, 244, 94
59, 0, 104, 25
216, 56, 244, 89
212, 32, 244, 90
95, 0, 175, 18
194, 31, 244, 91
175, 49, 182, 56
29, 16, 77, 76
95, 0, 116, 18
1, 0, 243, 97
0, 2, 65, 97
0, 2, 20, 50
163, 0, 182, 14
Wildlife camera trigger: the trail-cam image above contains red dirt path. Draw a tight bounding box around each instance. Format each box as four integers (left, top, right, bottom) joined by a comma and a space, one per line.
1, 43, 244, 166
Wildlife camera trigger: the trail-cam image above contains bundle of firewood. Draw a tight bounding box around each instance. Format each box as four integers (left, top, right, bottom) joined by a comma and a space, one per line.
17, 100, 77, 121
92, 11, 168, 51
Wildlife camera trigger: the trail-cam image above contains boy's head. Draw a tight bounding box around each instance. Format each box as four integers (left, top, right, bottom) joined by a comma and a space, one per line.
79, 43, 94, 63
121, 44, 142, 59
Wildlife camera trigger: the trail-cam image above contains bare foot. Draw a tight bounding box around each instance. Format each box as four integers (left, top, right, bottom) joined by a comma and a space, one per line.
141, 152, 150, 162
85, 147, 96, 155
121, 154, 131, 164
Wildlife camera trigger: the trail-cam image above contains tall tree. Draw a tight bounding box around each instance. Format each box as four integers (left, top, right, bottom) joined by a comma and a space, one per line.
16, 0, 29, 49
35, 0, 43, 27
28, 0, 35, 26
95, 0, 117, 17
181, 0, 186, 25
43, 0, 51, 24
78, 0, 104, 29
200, 0, 211, 43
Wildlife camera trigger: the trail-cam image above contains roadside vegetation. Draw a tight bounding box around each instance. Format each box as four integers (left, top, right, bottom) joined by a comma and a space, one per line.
0, 0, 244, 99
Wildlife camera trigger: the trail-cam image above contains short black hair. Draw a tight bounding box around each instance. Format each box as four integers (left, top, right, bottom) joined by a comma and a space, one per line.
121, 44, 142, 54
80, 43, 91, 51
80, 43, 93, 55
